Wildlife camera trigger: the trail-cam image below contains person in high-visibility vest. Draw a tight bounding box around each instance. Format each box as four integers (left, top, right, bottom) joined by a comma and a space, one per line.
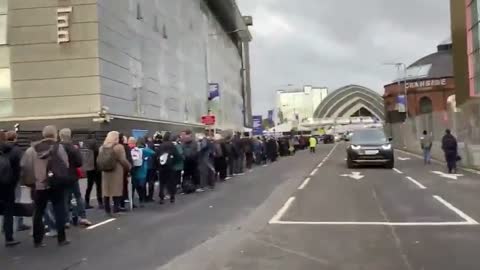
309, 136, 317, 153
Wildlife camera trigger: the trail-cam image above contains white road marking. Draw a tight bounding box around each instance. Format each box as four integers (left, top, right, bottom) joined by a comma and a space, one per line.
298, 178, 311, 190
86, 218, 116, 230
433, 195, 479, 224
398, 157, 411, 161
405, 176, 427, 189
310, 168, 318, 176
269, 197, 295, 224
393, 168, 403, 174
432, 171, 463, 180
341, 172, 364, 180
317, 162, 324, 168
269, 221, 476, 226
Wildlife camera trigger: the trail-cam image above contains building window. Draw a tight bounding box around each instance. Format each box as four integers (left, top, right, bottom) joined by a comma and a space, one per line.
419, 96, 433, 114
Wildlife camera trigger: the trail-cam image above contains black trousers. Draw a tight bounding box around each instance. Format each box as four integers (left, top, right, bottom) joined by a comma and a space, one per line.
310, 147, 316, 153
159, 169, 177, 200
245, 153, 254, 170
184, 160, 199, 187
85, 170, 102, 206
104, 197, 122, 214
227, 156, 235, 176
0, 184, 15, 242
445, 152, 457, 173
33, 189, 66, 244
214, 157, 227, 180
146, 169, 157, 200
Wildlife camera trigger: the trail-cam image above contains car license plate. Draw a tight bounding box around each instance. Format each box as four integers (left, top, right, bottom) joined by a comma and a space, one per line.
365, 150, 379, 155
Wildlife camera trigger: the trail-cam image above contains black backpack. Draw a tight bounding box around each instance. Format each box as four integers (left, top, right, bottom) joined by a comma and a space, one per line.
0, 150, 13, 185
46, 144, 76, 189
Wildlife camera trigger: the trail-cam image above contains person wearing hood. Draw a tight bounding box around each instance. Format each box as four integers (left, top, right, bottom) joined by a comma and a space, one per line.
180, 130, 200, 192
0, 131, 22, 247
21, 125, 71, 247
442, 129, 459, 174
157, 132, 181, 204
5, 131, 30, 233
131, 138, 155, 207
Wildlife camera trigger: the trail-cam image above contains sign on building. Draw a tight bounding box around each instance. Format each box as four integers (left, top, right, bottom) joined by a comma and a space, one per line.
252, 115, 263, 136
57, 7, 72, 43
405, 78, 447, 89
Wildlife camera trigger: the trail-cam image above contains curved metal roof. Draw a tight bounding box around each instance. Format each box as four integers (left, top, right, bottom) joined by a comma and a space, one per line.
314, 85, 385, 120
404, 42, 453, 80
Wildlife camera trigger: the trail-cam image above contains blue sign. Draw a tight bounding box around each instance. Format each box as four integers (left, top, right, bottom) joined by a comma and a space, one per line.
132, 129, 148, 139
208, 83, 220, 100
252, 115, 263, 136
396, 95, 406, 113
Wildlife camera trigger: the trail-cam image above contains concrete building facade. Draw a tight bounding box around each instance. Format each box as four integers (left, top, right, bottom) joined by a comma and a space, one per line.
0, 0, 252, 134
276, 85, 328, 123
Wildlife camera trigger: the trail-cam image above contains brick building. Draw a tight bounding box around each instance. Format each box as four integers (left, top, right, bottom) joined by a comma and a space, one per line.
384, 41, 454, 123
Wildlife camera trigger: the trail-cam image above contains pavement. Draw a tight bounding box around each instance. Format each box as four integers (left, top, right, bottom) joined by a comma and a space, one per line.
3, 143, 480, 270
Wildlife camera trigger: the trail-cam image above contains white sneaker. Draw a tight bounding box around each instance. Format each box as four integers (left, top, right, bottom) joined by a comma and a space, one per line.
46, 231, 58, 237
196, 188, 205, 193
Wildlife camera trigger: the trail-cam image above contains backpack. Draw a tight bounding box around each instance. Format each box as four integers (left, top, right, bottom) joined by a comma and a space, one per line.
46, 144, 76, 189
80, 148, 95, 172
97, 146, 117, 172
158, 143, 175, 169
131, 147, 143, 167
0, 151, 13, 185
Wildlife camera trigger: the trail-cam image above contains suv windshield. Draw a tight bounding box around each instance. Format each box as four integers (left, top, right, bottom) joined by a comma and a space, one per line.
351, 129, 388, 145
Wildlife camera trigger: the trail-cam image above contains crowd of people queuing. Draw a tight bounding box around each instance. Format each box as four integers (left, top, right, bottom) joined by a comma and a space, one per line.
0, 125, 318, 248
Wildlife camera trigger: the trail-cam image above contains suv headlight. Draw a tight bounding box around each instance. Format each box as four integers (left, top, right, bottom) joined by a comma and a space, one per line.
351, 145, 361, 150
382, 144, 392, 150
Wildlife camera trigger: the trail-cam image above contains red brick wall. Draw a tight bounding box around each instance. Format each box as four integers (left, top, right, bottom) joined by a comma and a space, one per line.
384, 78, 455, 117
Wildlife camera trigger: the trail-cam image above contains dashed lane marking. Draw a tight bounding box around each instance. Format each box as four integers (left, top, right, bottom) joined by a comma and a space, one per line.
393, 168, 403, 174
86, 218, 116, 230
298, 178, 311, 190
310, 168, 318, 176
405, 176, 427, 189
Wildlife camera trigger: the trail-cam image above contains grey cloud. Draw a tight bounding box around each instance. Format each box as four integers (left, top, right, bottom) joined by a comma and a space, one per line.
238, 0, 450, 114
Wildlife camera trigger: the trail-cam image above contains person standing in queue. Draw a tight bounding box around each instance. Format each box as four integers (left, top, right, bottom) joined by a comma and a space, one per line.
21, 125, 71, 247
0, 131, 22, 247
130, 138, 155, 208
180, 130, 200, 192
119, 134, 132, 210
441, 129, 459, 174
97, 131, 131, 216
83, 134, 103, 209
59, 128, 92, 227
157, 132, 181, 204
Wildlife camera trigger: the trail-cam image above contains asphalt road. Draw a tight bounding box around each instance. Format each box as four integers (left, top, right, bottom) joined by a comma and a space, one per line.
2, 143, 480, 270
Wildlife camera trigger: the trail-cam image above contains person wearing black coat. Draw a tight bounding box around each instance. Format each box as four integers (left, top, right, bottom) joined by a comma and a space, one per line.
118, 133, 133, 209
442, 129, 458, 174
0, 131, 22, 247
84, 135, 103, 209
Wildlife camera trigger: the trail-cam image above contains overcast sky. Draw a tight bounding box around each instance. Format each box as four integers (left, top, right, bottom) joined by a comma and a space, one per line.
237, 0, 451, 115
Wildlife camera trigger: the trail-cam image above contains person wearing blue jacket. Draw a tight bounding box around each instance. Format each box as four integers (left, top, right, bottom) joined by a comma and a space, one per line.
131, 138, 155, 207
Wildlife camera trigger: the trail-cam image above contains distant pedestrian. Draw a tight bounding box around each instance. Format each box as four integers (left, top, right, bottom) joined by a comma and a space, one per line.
0, 131, 21, 247
5, 131, 30, 232
309, 136, 317, 153
242, 133, 254, 171
213, 134, 227, 180
180, 130, 200, 192
21, 125, 71, 247
59, 128, 92, 227
98, 131, 131, 216
83, 135, 103, 209
232, 133, 244, 175
157, 132, 181, 204
441, 129, 458, 174
420, 130, 433, 164
119, 134, 132, 210
131, 138, 155, 207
